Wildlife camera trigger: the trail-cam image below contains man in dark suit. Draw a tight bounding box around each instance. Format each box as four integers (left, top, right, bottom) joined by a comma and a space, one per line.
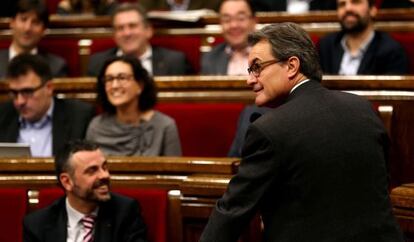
0, 54, 94, 157
23, 140, 148, 242
87, 3, 191, 76
0, 0, 68, 79
319, 0, 409, 75
199, 22, 404, 242
201, 0, 256, 75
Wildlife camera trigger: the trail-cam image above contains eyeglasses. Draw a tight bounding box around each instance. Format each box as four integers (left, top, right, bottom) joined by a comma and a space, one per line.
9, 82, 46, 99
102, 73, 134, 86
247, 59, 283, 77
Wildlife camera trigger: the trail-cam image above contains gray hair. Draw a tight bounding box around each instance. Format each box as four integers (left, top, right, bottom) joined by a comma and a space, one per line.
248, 22, 322, 81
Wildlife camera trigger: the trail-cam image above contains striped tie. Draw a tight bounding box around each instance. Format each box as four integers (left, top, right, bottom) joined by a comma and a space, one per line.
81, 215, 95, 242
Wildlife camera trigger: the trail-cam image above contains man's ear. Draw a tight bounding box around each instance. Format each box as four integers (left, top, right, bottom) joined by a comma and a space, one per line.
60, 173, 73, 192
286, 56, 300, 79
45, 81, 54, 96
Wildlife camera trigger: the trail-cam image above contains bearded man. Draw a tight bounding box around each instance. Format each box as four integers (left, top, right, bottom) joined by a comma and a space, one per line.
23, 140, 148, 242
319, 0, 408, 75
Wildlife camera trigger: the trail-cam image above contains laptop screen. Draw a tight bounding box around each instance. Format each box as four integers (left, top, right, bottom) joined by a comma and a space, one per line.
0, 143, 32, 157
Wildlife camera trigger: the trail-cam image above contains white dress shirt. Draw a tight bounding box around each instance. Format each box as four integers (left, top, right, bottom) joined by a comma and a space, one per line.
66, 198, 98, 242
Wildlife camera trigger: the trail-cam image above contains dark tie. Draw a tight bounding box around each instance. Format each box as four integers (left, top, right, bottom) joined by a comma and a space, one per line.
81, 215, 95, 242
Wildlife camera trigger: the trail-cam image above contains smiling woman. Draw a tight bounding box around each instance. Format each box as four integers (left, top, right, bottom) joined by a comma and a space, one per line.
86, 55, 182, 156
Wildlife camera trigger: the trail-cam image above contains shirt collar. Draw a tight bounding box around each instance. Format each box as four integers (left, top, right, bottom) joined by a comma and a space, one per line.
19, 98, 54, 128
225, 44, 251, 57
66, 197, 99, 229
116, 46, 153, 61
341, 31, 375, 57
166, 0, 190, 10
9, 45, 38, 61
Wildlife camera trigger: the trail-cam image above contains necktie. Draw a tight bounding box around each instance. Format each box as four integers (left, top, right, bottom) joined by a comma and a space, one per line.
81, 215, 95, 242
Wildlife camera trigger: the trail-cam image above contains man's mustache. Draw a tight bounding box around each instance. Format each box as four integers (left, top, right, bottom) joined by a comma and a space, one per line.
92, 178, 110, 189
341, 12, 360, 20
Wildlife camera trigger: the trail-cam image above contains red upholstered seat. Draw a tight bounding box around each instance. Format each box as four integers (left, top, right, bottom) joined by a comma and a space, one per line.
38, 187, 168, 242
390, 33, 414, 74
0, 188, 27, 242
156, 102, 245, 157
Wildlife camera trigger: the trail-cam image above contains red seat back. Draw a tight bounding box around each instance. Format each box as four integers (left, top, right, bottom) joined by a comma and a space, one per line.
156, 102, 245, 157
390, 33, 414, 74
38, 187, 168, 242
0, 188, 27, 242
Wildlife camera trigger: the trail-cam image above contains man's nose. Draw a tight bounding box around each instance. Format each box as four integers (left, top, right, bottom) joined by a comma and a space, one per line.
14, 93, 27, 106
246, 74, 257, 86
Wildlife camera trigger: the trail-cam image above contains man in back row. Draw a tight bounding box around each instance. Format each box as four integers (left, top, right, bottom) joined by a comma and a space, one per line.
319, 0, 409, 75
0, 54, 94, 157
0, 0, 68, 79
87, 2, 191, 76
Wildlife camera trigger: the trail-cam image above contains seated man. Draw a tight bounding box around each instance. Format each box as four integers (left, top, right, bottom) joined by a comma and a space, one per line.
23, 140, 148, 242
0, 54, 94, 157
0, 0, 68, 79
201, 0, 256, 75
87, 2, 191, 76
319, 0, 409, 75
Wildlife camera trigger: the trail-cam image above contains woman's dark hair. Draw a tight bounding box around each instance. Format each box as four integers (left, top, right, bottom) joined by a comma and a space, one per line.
96, 55, 157, 114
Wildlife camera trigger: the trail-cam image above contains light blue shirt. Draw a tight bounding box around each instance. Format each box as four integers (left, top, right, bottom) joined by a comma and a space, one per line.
18, 100, 54, 157
339, 31, 374, 75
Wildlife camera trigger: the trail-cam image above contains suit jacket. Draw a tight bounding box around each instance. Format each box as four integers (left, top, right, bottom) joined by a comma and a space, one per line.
201, 43, 230, 75
227, 104, 271, 157
0, 49, 68, 79
319, 31, 409, 75
0, 98, 95, 156
200, 80, 404, 242
23, 193, 148, 242
87, 46, 191, 76
251, 0, 337, 11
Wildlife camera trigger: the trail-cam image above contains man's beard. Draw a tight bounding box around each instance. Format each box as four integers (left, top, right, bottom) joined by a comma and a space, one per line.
340, 12, 370, 35
72, 178, 111, 203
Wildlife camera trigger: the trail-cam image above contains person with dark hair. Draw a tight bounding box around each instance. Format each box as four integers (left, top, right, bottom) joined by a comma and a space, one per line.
87, 2, 191, 76
138, 0, 222, 11
199, 22, 404, 242
23, 139, 148, 242
0, 54, 94, 157
319, 0, 409, 75
86, 56, 181, 156
201, 0, 256, 75
0, 0, 68, 79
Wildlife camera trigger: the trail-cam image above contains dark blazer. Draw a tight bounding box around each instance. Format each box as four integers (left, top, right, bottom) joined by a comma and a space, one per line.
227, 104, 271, 157
0, 49, 68, 79
87, 46, 191, 76
201, 43, 230, 75
23, 193, 147, 242
200, 80, 404, 242
319, 31, 409, 75
0, 98, 95, 156
251, 0, 336, 11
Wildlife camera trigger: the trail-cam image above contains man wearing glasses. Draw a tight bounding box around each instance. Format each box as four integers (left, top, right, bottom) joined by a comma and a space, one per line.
0, 54, 94, 157
200, 23, 403, 242
201, 0, 256, 75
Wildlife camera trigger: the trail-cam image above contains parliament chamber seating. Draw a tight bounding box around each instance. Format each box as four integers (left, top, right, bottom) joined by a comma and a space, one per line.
0, 188, 27, 242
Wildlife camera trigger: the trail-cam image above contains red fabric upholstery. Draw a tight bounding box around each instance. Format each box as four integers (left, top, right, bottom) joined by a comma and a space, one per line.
38, 187, 167, 242
151, 35, 202, 73
390, 33, 414, 74
90, 37, 116, 53
0, 188, 27, 242
38, 38, 81, 76
113, 188, 168, 242
46, 0, 61, 14
156, 103, 245, 157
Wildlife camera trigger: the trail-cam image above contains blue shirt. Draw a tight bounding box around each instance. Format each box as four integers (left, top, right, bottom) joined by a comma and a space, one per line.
18, 100, 54, 157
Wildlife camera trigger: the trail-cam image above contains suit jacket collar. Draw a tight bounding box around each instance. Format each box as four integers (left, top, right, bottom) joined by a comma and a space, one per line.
287, 79, 322, 102
44, 197, 68, 242
94, 199, 115, 242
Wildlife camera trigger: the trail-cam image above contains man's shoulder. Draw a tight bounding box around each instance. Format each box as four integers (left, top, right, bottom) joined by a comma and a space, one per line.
24, 196, 65, 224
319, 31, 342, 46
204, 43, 227, 57
55, 98, 93, 110
373, 31, 404, 49
152, 46, 185, 59
90, 48, 118, 60
0, 101, 17, 118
